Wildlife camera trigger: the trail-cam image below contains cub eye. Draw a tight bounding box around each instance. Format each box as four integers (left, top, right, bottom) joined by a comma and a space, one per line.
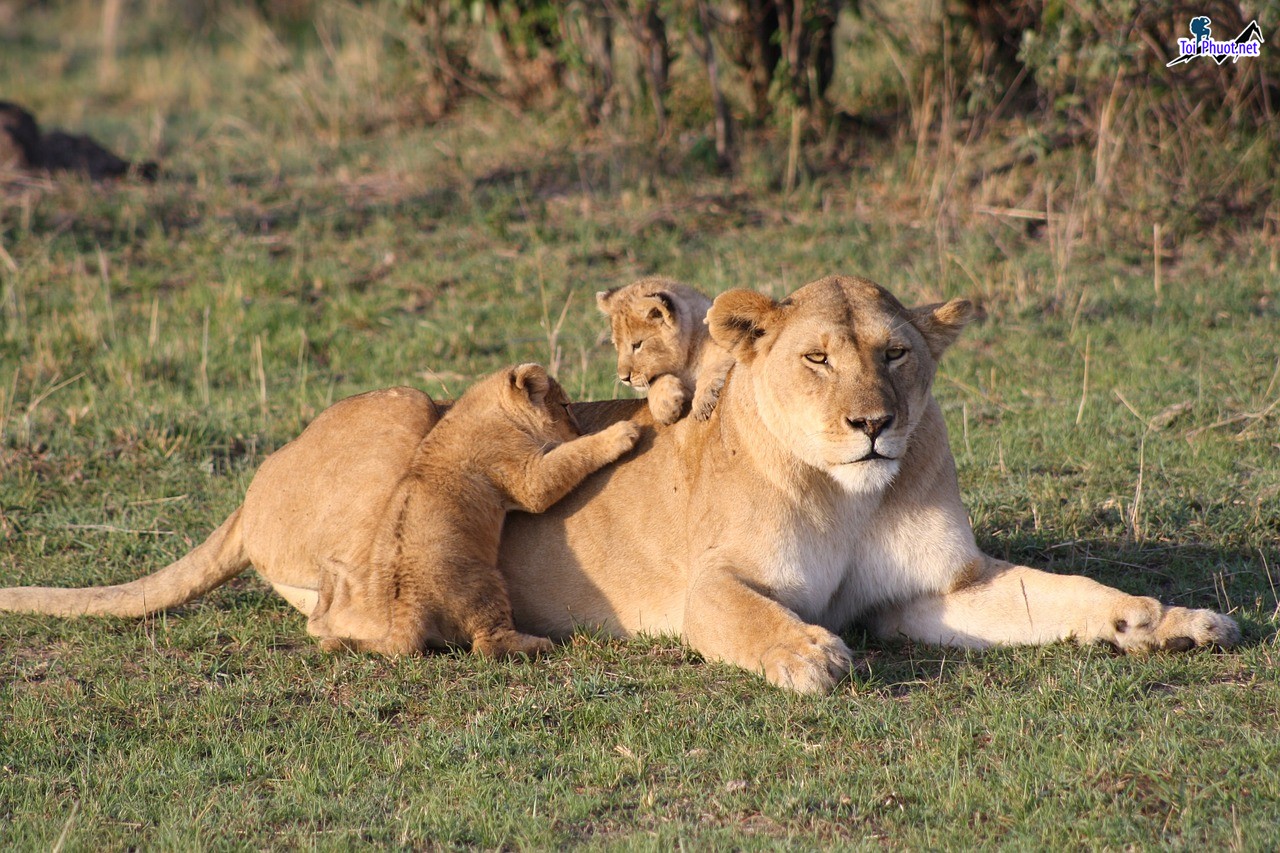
803, 352, 828, 365
885, 346, 907, 362
632, 340, 643, 352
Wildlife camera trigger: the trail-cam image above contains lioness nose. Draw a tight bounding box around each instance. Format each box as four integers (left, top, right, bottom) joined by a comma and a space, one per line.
847, 414, 894, 439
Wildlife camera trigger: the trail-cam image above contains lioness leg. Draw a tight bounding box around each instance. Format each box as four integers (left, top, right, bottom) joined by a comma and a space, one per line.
684, 555, 853, 694
871, 559, 1240, 651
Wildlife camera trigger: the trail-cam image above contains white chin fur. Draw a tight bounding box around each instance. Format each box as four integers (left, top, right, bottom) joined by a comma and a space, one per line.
828, 459, 900, 494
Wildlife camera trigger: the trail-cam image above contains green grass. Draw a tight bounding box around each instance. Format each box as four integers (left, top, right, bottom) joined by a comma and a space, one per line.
2, 2, 1279, 848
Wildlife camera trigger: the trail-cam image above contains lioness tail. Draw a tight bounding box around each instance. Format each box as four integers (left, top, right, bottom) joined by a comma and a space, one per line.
0, 508, 249, 617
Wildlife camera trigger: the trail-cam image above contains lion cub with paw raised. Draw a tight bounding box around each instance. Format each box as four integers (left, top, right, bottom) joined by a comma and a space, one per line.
597, 277, 734, 424
313, 363, 640, 658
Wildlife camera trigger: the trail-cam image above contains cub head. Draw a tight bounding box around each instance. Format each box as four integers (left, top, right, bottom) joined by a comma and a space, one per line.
707, 275, 974, 494
596, 277, 707, 390
502, 363, 580, 443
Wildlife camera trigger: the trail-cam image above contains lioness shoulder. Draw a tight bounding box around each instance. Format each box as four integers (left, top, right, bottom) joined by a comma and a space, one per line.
596, 277, 735, 425
309, 363, 640, 657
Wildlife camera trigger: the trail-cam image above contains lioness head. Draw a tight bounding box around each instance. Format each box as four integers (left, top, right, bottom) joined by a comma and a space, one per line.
501, 363, 581, 442
596, 277, 706, 390
707, 275, 974, 493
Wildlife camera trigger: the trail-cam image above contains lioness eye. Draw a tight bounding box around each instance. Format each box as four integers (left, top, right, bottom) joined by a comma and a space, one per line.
885, 347, 907, 362
803, 352, 827, 365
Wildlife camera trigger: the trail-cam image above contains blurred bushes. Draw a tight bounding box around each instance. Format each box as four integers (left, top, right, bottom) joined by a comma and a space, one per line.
393, 0, 843, 168
389, 2, 1277, 128
952, 0, 1277, 128
381, 0, 1280, 233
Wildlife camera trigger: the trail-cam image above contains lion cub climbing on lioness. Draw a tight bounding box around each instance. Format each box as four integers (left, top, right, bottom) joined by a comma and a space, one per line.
597, 277, 734, 424
312, 363, 640, 658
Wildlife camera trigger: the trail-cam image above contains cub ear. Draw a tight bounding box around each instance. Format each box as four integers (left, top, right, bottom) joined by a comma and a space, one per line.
644, 291, 677, 325
510, 362, 551, 406
595, 288, 619, 314
706, 289, 783, 363
910, 298, 976, 359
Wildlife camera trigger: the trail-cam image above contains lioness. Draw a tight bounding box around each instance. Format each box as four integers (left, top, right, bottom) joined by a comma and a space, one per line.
311, 363, 640, 657
597, 277, 735, 424
0, 275, 1238, 693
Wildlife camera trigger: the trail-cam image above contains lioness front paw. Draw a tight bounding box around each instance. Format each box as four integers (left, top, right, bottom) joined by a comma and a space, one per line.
1110, 597, 1240, 653
647, 375, 688, 425
760, 625, 852, 694
1153, 606, 1240, 651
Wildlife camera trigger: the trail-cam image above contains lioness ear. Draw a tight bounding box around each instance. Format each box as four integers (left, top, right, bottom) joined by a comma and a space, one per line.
596, 288, 619, 314
644, 292, 677, 325
511, 362, 551, 406
706, 289, 782, 363
910, 298, 975, 359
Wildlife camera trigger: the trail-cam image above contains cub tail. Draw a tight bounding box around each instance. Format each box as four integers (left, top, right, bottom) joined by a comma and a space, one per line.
0, 508, 250, 617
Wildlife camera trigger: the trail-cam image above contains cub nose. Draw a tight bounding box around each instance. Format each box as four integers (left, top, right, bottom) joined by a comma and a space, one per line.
619, 372, 631, 385
847, 414, 894, 439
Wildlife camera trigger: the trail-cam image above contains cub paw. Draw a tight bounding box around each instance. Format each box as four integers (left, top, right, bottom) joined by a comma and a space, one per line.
473, 630, 555, 658
600, 420, 642, 459
691, 386, 723, 421
759, 625, 852, 694
1110, 597, 1240, 653
647, 375, 688, 425
318, 636, 353, 653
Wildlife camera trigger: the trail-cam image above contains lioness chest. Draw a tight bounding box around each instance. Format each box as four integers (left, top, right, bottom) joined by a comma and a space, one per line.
747, 495, 962, 631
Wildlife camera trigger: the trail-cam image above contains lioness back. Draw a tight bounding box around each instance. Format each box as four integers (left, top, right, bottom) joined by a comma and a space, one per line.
596, 277, 733, 424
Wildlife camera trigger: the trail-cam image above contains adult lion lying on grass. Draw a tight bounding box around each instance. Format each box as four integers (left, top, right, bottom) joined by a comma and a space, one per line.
0, 275, 1239, 693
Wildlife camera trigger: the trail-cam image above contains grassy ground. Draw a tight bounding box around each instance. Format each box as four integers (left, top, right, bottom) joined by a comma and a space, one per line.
2, 2, 1279, 848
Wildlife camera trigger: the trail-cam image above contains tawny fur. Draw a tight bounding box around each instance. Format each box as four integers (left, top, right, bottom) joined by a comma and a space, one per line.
307, 363, 639, 657
0, 275, 1239, 693
0, 366, 639, 660
597, 277, 735, 424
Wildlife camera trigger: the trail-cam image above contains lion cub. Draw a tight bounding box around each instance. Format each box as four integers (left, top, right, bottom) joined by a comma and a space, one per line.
597, 277, 735, 425
317, 363, 640, 658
